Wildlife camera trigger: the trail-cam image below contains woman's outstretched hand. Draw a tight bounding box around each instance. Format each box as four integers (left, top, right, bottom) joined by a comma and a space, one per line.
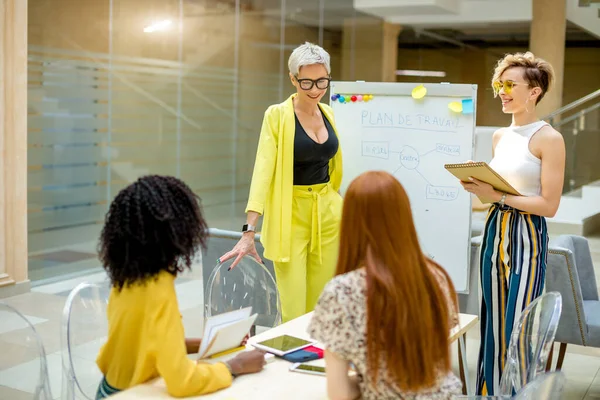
219, 234, 262, 271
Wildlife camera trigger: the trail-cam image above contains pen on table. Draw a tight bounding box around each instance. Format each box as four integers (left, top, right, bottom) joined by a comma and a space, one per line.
208, 345, 246, 359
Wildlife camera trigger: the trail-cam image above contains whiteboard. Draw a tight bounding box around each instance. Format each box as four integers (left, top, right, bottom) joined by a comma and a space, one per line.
330, 82, 477, 293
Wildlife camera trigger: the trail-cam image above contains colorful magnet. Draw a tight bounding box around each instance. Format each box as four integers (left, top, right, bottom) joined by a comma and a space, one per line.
461, 99, 474, 114
339, 96, 345, 103
357, 95, 363, 102
412, 84, 427, 100
344, 95, 351, 103
351, 95, 357, 102
331, 94, 337, 101
448, 101, 463, 113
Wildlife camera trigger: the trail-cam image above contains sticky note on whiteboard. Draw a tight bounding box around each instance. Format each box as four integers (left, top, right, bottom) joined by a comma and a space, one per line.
411, 84, 427, 100
461, 99, 474, 114
448, 101, 462, 113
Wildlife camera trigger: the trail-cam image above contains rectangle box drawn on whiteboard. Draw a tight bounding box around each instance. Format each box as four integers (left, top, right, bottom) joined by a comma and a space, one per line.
361, 141, 390, 159
426, 185, 460, 201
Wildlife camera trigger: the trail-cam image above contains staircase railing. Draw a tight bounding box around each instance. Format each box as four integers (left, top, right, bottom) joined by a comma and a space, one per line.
543, 88, 600, 126
543, 89, 600, 193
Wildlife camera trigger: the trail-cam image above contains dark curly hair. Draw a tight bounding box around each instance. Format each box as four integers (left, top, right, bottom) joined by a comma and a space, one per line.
99, 175, 208, 291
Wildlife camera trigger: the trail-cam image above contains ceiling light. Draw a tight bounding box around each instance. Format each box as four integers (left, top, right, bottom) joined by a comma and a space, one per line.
144, 20, 173, 33
396, 69, 447, 77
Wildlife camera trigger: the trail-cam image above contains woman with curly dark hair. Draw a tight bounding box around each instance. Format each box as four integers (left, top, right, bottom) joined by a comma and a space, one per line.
95, 175, 265, 399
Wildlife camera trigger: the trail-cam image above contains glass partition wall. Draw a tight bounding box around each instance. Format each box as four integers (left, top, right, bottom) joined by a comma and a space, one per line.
27, 0, 374, 282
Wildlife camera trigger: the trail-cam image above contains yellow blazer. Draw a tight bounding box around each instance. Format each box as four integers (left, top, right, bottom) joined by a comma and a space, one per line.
245, 94, 343, 263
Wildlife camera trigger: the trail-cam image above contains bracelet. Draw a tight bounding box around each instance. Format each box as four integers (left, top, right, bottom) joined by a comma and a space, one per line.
498, 192, 507, 206
223, 362, 237, 378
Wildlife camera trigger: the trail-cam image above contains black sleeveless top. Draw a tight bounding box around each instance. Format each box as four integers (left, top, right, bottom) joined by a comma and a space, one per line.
293, 111, 339, 185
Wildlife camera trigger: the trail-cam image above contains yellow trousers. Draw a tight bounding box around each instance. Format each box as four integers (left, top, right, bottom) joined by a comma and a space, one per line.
273, 183, 342, 322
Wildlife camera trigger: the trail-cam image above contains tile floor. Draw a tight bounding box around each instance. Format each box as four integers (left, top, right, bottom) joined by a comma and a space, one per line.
1, 235, 600, 399
0, 262, 204, 400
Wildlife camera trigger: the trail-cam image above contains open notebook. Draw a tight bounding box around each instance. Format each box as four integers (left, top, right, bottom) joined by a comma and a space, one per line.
198, 307, 257, 359
444, 161, 521, 204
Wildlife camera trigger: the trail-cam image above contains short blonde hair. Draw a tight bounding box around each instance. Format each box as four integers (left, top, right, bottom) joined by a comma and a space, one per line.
288, 42, 331, 76
492, 52, 555, 104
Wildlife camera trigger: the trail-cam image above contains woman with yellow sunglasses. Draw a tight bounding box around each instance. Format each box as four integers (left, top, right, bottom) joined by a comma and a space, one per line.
460, 52, 565, 396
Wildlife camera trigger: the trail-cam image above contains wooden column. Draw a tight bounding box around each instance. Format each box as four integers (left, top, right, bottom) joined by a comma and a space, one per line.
381, 22, 403, 83
530, 0, 566, 117
341, 17, 402, 82
0, 0, 29, 297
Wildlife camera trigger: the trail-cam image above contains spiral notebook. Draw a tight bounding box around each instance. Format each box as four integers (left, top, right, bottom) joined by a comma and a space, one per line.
444, 161, 521, 204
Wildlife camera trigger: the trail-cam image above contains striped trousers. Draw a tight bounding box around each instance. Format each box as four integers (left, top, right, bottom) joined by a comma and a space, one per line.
475, 204, 548, 396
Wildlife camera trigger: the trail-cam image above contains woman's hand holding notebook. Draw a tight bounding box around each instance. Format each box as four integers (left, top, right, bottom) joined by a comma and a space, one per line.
445, 161, 521, 204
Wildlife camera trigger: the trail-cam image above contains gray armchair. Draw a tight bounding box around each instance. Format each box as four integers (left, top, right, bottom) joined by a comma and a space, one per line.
545, 235, 600, 369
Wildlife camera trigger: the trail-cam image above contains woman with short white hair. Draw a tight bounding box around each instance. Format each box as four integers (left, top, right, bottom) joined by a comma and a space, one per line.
221, 42, 343, 322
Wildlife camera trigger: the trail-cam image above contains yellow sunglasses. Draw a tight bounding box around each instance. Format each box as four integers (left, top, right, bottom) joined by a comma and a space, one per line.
492, 80, 529, 97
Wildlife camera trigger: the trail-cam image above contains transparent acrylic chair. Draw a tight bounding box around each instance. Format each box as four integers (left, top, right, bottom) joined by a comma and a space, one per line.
205, 255, 281, 332
0, 303, 52, 400
499, 292, 563, 396
513, 371, 566, 399
61, 282, 110, 400
453, 371, 566, 399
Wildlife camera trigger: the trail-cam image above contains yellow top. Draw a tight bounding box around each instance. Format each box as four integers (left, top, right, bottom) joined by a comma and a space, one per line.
245, 94, 343, 262
96, 271, 232, 397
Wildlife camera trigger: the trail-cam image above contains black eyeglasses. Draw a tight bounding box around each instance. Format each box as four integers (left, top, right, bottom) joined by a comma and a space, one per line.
295, 76, 331, 90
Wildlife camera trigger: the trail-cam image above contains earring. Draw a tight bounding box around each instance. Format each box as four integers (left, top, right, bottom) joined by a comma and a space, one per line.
525, 99, 534, 114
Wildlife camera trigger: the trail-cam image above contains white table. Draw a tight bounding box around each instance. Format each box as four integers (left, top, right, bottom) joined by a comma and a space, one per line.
451, 313, 479, 396
111, 312, 478, 399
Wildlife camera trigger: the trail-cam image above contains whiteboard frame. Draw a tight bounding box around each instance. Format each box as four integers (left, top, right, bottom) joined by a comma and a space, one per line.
330, 81, 477, 294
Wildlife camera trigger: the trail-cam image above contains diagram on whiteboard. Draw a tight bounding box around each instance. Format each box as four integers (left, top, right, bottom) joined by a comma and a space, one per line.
361, 140, 462, 202
330, 81, 477, 293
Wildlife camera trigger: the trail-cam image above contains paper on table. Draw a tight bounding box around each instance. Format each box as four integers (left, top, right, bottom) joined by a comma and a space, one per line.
198, 307, 252, 357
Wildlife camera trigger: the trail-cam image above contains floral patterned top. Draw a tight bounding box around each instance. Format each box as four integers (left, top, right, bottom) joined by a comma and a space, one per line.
307, 268, 462, 399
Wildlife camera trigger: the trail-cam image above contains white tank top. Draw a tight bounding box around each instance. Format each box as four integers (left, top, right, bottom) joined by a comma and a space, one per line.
488, 120, 548, 197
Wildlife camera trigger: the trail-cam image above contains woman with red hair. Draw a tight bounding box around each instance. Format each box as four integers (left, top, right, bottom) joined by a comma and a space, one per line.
308, 171, 461, 399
